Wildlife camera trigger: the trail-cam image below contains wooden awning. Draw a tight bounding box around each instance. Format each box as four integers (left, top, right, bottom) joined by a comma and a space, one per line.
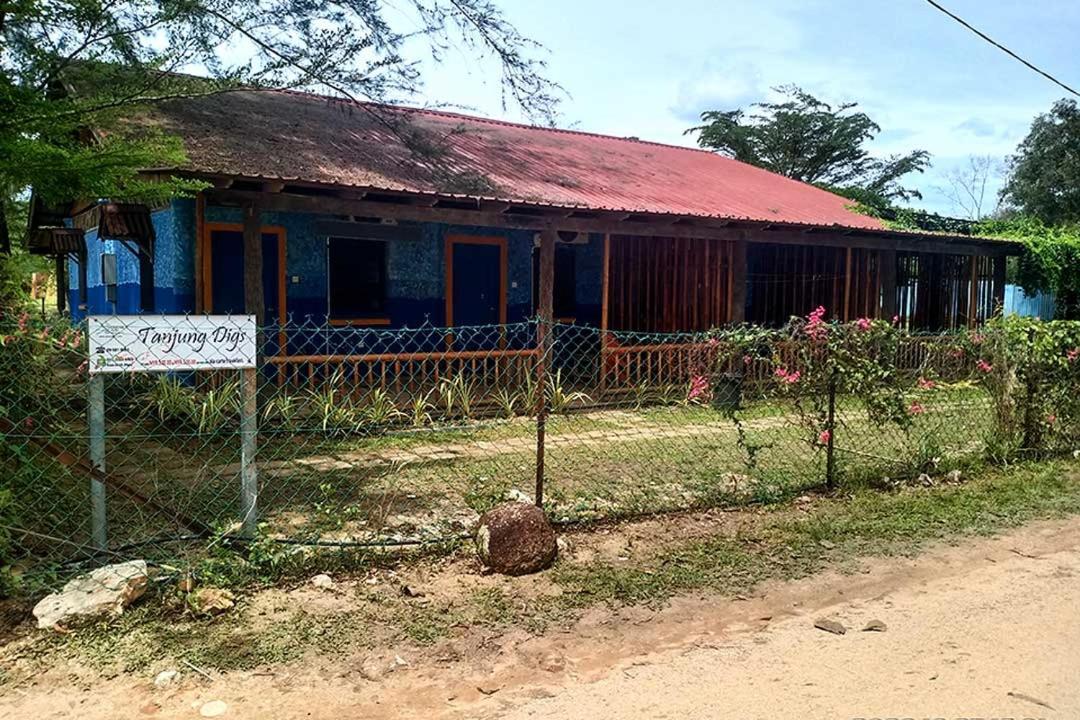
28, 227, 86, 256
72, 202, 156, 243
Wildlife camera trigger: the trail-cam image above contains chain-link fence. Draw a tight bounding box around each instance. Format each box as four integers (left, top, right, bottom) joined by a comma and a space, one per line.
2, 311, 1079, 594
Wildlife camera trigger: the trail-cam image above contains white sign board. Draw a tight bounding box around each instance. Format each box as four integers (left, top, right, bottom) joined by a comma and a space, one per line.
88, 315, 258, 374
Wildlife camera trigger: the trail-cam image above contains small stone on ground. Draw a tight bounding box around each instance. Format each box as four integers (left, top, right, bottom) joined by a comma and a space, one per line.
153, 669, 180, 689
863, 619, 888, 632
310, 574, 334, 590
199, 700, 228, 717
813, 618, 847, 635
189, 588, 235, 616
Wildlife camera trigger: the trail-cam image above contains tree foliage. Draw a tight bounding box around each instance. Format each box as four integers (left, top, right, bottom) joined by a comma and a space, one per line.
977, 216, 1080, 319
0, 0, 559, 255
1001, 99, 1080, 226
687, 85, 930, 204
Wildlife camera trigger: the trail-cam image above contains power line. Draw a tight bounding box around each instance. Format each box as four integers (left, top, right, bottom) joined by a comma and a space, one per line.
923, 0, 1080, 98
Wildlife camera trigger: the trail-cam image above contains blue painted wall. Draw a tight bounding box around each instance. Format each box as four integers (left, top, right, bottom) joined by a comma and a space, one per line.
69, 201, 605, 335
1004, 284, 1056, 320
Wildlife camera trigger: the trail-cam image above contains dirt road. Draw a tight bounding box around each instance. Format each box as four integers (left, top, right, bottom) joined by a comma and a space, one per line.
495, 521, 1080, 720
3, 517, 1079, 719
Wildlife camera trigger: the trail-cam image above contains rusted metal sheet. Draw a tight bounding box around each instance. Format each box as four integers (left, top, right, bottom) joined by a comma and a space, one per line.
140, 90, 889, 230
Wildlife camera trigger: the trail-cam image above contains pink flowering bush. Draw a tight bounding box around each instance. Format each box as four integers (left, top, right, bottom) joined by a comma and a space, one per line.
687, 374, 710, 404
968, 316, 1080, 455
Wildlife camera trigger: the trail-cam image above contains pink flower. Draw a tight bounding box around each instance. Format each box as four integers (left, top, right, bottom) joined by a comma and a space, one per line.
909, 402, 925, 416
818, 429, 831, 445
17, 312, 29, 332
743, 355, 752, 366
892, 315, 900, 326
976, 359, 993, 374
773, 369, 801, 385
1047, 414, 1057, 425
806, 306, 828, 340
1067, 348, 1079, 363
687, 375, 709, 401
23, 417, 35, 429
856, 317, 872, 332
707, 337, 719, 347
971, 333, 985, 345
917, 377, 936, 390
75, 360, 88, 376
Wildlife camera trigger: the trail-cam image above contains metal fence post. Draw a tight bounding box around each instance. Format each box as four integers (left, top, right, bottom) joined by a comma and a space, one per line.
87, 374, 107, 549
239, 366, 259, 536
825, 371, 837, 490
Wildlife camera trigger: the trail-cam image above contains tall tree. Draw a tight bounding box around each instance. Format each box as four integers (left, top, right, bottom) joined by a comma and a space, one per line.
937, 155, 1003, 221
687, 85, 930, 205
0, 0, 560, 255
1001, 99, 1080, 225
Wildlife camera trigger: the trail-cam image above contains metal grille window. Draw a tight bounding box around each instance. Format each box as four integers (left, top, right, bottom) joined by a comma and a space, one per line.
101, 252, 117, 305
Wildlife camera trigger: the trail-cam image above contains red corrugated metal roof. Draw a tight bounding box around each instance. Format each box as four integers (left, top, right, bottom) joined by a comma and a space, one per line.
142, 89, 887, 231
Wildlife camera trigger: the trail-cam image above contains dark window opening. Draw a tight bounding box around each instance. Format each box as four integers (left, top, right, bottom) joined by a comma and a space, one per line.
328, 237, 387, 319
101, 252, 117, 305
532, 244, 577, 319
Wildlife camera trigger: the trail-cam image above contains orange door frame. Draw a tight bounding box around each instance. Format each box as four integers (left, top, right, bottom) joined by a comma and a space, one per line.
444, 234, 508, 327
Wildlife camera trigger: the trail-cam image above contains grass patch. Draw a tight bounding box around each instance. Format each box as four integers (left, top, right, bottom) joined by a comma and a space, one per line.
549, 459, 1080, 608
11, 459, 1079, 681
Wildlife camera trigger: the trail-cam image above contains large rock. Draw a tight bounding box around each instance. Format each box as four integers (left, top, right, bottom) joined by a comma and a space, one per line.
475, 501, 557, 576
33, 560, 149, 630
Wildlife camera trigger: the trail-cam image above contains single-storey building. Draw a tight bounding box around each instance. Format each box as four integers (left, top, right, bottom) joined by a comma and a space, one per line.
29, 88, 1017, 388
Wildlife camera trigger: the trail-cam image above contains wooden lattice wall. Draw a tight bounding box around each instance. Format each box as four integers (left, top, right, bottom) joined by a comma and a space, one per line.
896, 252, 997, 330
608, 235, 734, 332
745, 243, 885, 326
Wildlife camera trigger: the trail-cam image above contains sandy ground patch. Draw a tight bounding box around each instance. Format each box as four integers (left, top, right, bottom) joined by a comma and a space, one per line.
2, 514, 1078, 719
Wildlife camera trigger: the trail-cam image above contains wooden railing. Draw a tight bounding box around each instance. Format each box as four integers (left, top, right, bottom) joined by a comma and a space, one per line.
266, 347, 540, 398
254, 334, 970, 403
599, 334, 971, 391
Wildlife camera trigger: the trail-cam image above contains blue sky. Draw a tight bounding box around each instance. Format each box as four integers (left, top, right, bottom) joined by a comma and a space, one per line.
408, 0, 1080, 216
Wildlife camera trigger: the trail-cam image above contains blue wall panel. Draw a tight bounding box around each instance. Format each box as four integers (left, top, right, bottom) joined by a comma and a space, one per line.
68, 201, 609, 332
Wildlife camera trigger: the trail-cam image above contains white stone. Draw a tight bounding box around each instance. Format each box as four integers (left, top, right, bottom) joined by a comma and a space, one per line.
153, 669, 180, 689
310, 574, 334, 590
33, 560, 149, 630
504, 488, 533, 504
199, 700, 228, 717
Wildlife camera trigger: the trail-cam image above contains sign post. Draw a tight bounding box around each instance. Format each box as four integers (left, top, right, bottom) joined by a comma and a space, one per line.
88, 374, 107, 550
239, 367, 259, 536
87, 315, 260, 543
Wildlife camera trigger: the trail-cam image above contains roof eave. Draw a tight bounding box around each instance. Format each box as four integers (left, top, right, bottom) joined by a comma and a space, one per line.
143, 168, 1023, 253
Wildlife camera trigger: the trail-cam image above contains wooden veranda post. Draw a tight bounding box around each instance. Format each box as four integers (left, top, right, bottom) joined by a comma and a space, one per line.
880, 250, 897, 321
55, 255, 66, 314
729, 237, 747, 324
993, 256, 1007, 315
194, 192, 205, 313
534, 227, 556, 508
242, 200, 265, 326
600, 233, 611, 391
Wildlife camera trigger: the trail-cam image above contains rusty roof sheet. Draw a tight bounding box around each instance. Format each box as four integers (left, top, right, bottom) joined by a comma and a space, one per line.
137, 89, 890, 231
